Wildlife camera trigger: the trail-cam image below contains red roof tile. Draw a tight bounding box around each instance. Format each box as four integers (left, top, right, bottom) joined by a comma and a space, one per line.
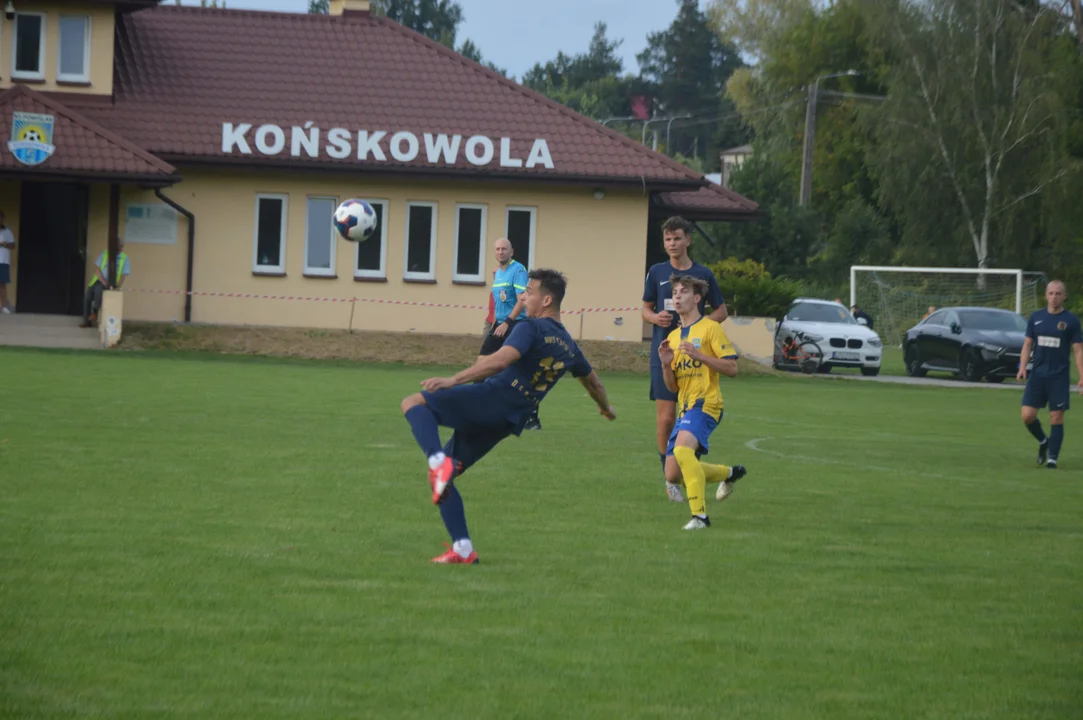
654, 183, 760, 221
81, 6, 727, 191
0, 85, 176, 182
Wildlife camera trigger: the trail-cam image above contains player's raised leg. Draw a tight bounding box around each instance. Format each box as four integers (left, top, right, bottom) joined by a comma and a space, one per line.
401, 392, 456, 502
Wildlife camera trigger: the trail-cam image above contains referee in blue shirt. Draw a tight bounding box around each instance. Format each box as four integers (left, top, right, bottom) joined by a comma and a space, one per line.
478, 237, 541, 430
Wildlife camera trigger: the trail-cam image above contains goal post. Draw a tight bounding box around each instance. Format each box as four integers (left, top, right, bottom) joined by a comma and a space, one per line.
849, 266, 1044, 347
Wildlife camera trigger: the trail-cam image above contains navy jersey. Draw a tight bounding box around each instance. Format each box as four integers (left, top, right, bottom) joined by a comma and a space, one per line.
488, 317, 593, 403
643, 261, 724, 366
1026, 309, 1083, 377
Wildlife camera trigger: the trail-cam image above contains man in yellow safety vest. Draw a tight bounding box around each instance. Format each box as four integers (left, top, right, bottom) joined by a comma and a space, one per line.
81, 240, 131, 328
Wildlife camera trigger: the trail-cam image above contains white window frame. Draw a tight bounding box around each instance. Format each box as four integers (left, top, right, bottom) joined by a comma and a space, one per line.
354, 198, 388, 280
303, 195, 337, 277
505, 205, 537, 270
453, 203, 487, 284
403, 201, 438, 282
252, 193, 288, 274
57, 15, 91, 83
11, 12, 46, 81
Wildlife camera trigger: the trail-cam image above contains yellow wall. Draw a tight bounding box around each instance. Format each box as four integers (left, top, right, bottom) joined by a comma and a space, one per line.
0, 2, 114, 95
0, 180, 20, 300
107, 168, 651, 342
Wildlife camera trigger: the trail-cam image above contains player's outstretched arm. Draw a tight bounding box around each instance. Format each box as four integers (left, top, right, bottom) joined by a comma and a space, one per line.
423, 346, 522, 391
577, 371, 616, 420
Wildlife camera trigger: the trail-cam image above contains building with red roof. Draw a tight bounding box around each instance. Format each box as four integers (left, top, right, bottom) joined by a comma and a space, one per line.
0, 0, 758, 340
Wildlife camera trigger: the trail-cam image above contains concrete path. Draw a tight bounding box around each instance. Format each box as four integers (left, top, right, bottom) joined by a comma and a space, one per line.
0, 313, 101, 350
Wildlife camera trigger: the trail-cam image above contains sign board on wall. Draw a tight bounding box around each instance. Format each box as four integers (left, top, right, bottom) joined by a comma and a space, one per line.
124, 204, 178, 245
221, 122, 555, 169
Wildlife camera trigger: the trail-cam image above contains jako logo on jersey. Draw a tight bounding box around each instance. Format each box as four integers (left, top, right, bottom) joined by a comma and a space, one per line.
676, 357, 703, 370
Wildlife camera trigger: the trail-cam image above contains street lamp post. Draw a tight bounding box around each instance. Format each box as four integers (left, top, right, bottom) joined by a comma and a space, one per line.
665, 114, 692, 153
798, 70, 859, 207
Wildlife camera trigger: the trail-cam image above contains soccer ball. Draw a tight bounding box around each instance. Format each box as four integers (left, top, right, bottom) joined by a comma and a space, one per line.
23, 129, 41, 142
333, 199, 378, 243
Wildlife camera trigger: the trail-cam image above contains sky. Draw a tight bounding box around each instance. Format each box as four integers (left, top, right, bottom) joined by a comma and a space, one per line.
184, 0, 713, 81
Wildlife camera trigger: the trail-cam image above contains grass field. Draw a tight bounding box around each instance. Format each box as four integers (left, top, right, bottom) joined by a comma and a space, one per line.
2, 347, 1082, 719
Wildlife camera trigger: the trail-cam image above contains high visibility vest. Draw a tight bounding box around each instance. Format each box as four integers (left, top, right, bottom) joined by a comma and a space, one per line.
89, 251, 128, 287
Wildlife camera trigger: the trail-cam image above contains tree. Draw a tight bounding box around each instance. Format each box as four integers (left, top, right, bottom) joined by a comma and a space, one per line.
864, 0, 1071, 272
371, 0, 463, 48
307, 0, 328, 13
522, 23, 638, 121
637, 0, 747, 164
456, 38, 508, 77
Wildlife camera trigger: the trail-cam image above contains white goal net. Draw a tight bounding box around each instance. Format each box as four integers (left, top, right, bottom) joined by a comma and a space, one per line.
850, 266, 1046, 347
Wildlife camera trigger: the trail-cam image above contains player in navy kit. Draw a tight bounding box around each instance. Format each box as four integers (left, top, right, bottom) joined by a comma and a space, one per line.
1017, 280, 1083, 468
642, 216, 727, 501
401, 269, 616, 563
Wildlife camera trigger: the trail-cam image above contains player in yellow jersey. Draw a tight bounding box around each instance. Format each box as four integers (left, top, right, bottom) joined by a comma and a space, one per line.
658, 274, 748, 530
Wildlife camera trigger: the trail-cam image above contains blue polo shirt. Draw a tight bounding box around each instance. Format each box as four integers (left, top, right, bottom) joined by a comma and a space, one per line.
492, 260, 528, 323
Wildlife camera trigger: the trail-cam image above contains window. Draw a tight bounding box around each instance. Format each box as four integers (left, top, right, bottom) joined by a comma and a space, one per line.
505, 206, 536, 270
453, 204, 486, 283
253, 194, 288, 274
12, 13, 45, 81
355, 199, 387, 280
404, 202, 437, 281
923, 310, 946, 326
58, 16, 91, 83
304, 196, 337, 277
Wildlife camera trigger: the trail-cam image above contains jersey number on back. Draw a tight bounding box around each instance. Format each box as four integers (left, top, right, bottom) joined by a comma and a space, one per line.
531, 357, 564, 392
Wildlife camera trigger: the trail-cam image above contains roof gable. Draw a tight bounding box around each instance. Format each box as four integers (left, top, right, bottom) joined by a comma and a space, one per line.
0, 85, 175, 181
94, 6, 710, 188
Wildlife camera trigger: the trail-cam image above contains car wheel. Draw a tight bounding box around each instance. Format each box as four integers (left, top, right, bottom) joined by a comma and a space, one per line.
904, 344, 926, 377
817, 363, 831, 374
861, 367, 880, 377
960, 348, 984, 382
986, 374, 1005, 384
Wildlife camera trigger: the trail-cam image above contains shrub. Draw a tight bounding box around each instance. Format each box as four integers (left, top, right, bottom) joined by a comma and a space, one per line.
707, 258, 801, 318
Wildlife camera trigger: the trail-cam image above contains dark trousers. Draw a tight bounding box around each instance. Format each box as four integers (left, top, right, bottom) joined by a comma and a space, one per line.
83, 283, 105, 323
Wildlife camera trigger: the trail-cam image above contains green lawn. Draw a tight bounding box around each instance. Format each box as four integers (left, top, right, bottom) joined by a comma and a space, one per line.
2, 348, 1081, 719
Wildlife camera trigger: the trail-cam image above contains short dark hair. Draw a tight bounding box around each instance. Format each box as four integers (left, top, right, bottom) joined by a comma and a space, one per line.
528, 268, 567, 306
669, 273, 708, 299
661, 216, 693, 236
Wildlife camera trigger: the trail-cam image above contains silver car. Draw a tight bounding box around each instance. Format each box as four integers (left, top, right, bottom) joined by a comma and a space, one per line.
773, 298, 884, 375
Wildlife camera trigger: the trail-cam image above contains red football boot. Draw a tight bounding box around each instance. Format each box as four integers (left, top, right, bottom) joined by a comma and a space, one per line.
431, 543, 479, 564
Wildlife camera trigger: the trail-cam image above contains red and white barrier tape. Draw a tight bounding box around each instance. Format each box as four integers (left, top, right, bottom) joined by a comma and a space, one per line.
123, 287, 642, 316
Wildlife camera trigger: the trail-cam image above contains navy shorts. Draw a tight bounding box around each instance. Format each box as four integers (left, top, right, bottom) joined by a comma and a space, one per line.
1022, 374, 1071, 412
649, 363, 678, 402
666, 408, 721, 457
421, 383, 533, 476
0, 263, 9, 284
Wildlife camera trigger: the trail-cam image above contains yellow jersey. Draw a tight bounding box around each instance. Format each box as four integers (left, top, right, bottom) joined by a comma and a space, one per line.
666, 317, 737, 421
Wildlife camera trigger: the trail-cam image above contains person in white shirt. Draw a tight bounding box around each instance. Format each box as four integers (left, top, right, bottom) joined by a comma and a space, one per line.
0, 211, 14, 314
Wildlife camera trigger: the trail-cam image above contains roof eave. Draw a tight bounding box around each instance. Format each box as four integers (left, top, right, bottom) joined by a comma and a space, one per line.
152, 154, 705, 191
0, 168, 179, 186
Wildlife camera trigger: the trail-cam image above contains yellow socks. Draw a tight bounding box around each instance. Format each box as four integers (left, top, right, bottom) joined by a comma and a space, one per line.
701, 462, 732, 485
674, 446, 707, 517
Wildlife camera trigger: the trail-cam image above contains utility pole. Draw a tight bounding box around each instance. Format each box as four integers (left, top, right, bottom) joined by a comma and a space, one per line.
799, 70, 859, 207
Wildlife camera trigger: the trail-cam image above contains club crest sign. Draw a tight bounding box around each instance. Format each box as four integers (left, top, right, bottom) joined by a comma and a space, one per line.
8, 112, 56, 166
